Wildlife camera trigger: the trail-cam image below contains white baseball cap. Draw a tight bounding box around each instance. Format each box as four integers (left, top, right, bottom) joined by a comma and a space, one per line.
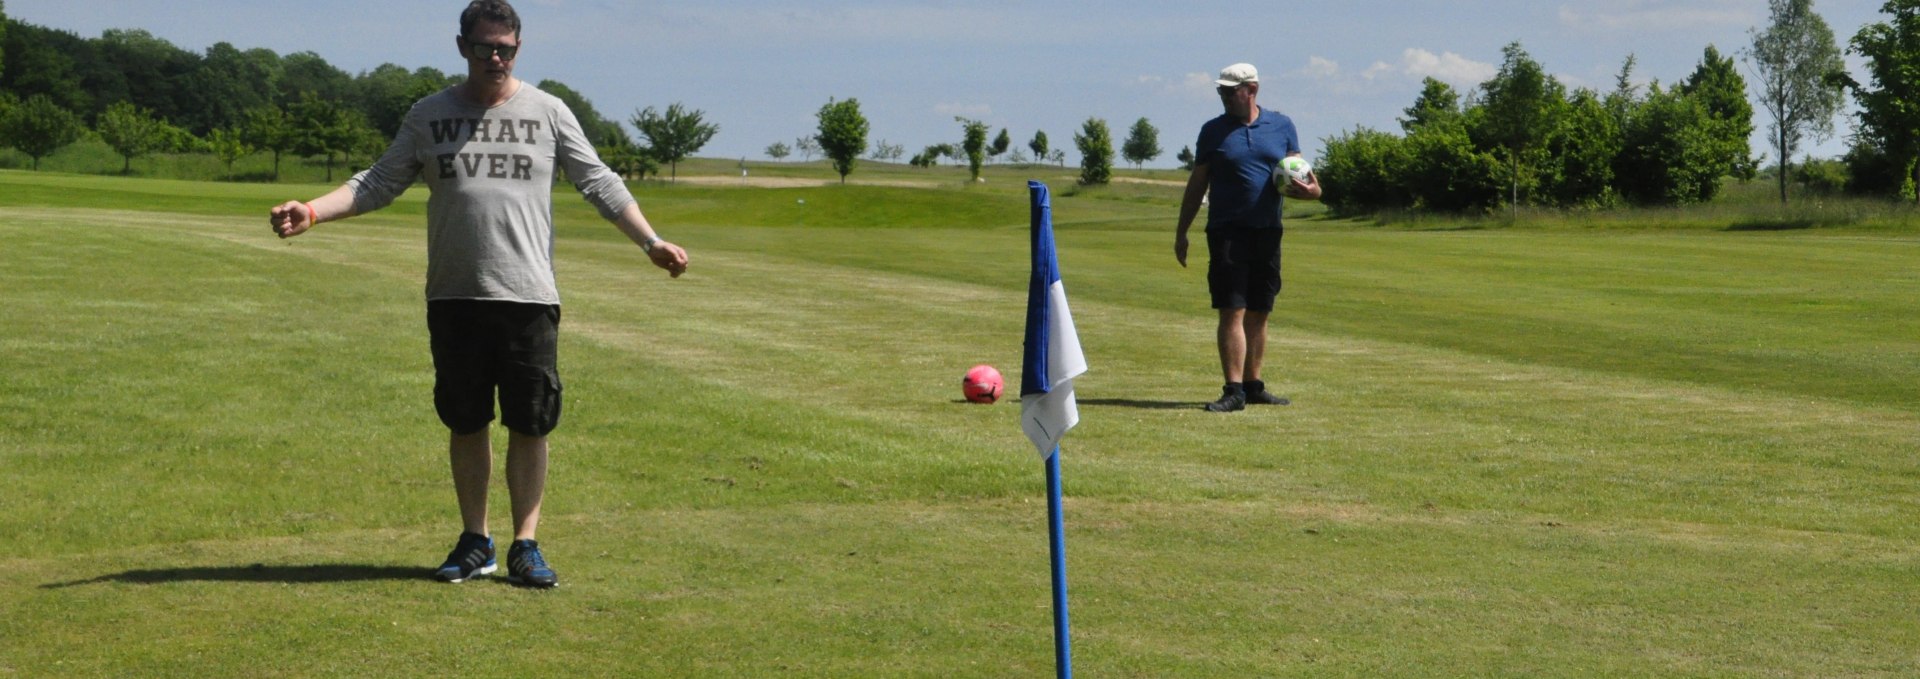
1215, 63, 1258, 87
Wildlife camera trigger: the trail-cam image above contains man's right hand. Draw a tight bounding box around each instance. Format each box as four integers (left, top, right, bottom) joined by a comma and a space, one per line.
270, 201, 314, 239
1174, 231, 1190, 268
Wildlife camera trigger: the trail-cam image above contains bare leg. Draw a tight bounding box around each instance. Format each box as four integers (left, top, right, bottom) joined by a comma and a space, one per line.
1242, 310, 1270, 382
1217, 308, 1247, 383
506, 431, 548, 541
449, 429, 492, 536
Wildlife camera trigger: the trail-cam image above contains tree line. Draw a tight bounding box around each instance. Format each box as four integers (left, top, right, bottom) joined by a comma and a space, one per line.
1318, 41, 1753, 215
1321, 0, 1920, 215
768, 113, 1164, 190
0, 9, 722, 181
0, 3, 1182, 191
22, 0, 1918, 209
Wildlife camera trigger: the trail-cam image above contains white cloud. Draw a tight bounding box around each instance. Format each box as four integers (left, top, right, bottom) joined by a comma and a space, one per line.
934, 102, 993, 117
1403, 49, 1498, 84
1298, 56, 1340, 79
1363, 48, 1496, 86
1556, 1, 1751, 33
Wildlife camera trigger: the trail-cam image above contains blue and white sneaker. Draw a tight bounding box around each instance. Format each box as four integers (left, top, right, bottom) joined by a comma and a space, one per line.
434, 532, 496, 583
506, 539, 558, 589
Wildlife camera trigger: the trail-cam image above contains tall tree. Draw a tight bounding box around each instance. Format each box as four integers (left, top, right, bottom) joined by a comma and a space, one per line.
957, 117, 988, 181
814, 97, 869, 184
1681, 45, 1757, 195
1074, 117, 1113, 185
357, 63, 424, 139
911, 143, 955, 168
910, 145, 939, 168
1607, 54, 1642, 128
794, 135, 820, 162
288, 92, 363, 182
207, 126, 253, 179
1401, 77, 1462, 133
1028, 130, 1049, 165
599, 140, 655, 181
344, 115, 385, 171
1846, 0, 1920, 202
0, 0, 8, 82
1750, 0, 1847, 203
187, 41, 277, 134
97, 100, 167, 174
1539, 88, 1622, 208
241, 104, 293, 181
277, 51, 352, 106
0, 94, 83, 170
988, 127, 1011, 162
1, 21, 97, 115
869, 140, 903, 161
1476, 41, 1563, 213
409, 67, 458, 102
1615, 83, 1725, 206
1121, 117, 1162, 169
631, 103, 718, 182
95, 29, 198, 125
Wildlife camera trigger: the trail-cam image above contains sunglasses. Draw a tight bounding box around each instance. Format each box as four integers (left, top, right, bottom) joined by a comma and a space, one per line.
463, 40, 519, 61
1217, 85, 1248, 95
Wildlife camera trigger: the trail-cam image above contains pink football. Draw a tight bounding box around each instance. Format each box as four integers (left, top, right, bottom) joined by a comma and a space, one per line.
963, 364, 1003, 404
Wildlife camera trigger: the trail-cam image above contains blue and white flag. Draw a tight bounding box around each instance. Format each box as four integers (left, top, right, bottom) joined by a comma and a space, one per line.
1022, 181, 1087, 458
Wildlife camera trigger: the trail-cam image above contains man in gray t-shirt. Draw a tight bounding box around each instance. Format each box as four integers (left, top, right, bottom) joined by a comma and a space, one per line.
269, 0, 688, 589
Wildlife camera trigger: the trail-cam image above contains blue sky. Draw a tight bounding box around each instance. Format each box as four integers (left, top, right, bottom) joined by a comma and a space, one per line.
7, 0, 1888, 167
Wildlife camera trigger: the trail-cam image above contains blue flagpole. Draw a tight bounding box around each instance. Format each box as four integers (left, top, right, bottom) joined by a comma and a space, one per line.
1046, 445, 1073, 679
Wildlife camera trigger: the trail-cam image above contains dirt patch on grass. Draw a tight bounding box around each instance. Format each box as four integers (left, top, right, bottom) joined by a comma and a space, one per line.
1111, 176, 1188, 187
667, 175, 950, 189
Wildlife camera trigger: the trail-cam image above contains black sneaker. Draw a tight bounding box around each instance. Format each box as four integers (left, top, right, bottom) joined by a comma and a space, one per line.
507, 539, 558, 589
434, 532, 496, 583
1246, 380, 1291, 406
1204, 384, 1246, 412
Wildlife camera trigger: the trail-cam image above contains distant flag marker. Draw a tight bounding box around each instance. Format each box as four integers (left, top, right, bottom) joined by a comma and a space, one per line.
1022, 180, 1084, 679
1021, 183, 1087, 458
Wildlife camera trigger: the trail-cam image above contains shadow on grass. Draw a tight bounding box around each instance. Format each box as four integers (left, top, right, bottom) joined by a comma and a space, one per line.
1075, 398, 1195, 410
40, 563, 426, 589
225, 170, 282, 183
953, 398, 1196, 410
1726, 219, 1820, 231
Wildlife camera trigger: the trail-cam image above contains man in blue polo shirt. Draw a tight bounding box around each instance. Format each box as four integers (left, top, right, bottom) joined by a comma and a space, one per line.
1174, 62, 1320, 412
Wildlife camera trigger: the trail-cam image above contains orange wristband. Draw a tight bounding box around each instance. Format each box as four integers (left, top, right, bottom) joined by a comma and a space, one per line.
304, 202, 318, 226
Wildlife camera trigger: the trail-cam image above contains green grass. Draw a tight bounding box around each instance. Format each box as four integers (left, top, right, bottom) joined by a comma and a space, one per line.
0, 139, 381, 185
1, 168, 1917, 677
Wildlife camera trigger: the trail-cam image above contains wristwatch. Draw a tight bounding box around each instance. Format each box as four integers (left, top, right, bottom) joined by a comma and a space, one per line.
641, 236, 660, 253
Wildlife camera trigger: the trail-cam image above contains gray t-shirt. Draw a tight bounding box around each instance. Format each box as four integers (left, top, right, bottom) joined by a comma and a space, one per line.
345, 83, 635, 305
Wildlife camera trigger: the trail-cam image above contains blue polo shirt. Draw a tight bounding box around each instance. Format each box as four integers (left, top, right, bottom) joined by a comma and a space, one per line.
1194, 107, 1300, 230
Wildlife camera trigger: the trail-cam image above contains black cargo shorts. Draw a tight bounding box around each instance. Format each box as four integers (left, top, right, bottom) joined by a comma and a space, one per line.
426, 299, 562, 436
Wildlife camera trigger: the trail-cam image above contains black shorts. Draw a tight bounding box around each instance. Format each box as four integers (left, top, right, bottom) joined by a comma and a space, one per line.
426, 299, 563, 437
1206, 227, 1283, 312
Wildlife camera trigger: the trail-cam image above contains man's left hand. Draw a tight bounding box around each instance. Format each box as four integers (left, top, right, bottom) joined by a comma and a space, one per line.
1284, 171, 1323, 201
648, 241, 689, 278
